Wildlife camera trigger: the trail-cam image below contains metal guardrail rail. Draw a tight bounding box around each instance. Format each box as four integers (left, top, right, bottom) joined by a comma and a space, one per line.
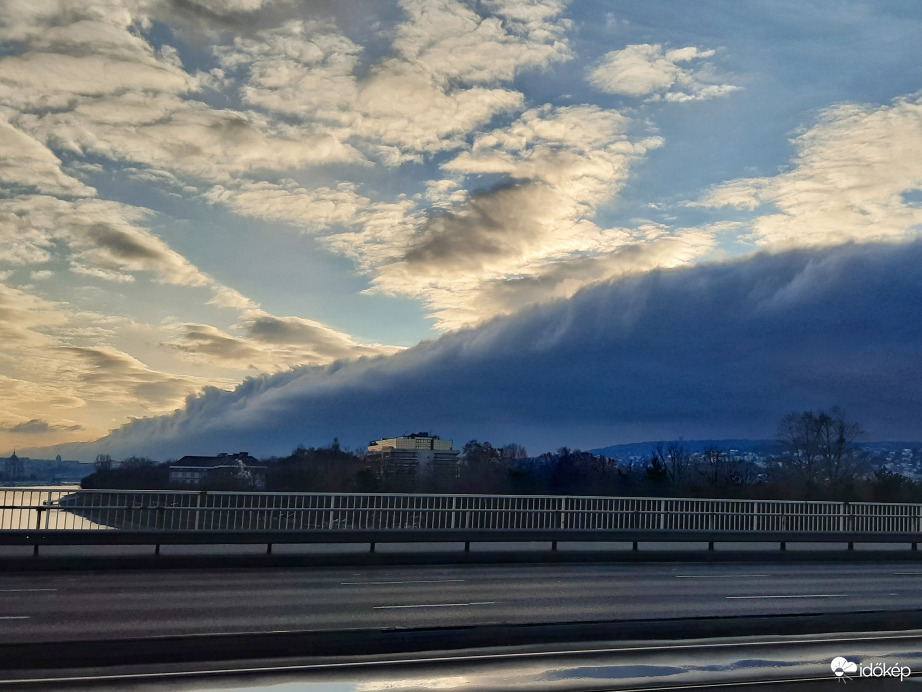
1, 488, 921, 531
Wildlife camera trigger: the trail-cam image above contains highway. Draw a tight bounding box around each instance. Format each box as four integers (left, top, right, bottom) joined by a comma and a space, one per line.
2, 561, 922, 643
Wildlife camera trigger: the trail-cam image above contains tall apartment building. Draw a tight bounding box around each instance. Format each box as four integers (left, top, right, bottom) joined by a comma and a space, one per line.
367, 432, 460, 483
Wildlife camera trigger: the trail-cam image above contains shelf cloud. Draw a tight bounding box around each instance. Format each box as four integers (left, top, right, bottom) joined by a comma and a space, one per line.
42, 241, 922, 460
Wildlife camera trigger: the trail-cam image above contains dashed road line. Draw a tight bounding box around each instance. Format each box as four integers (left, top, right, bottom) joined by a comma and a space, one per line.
726, 594, 847, 599
675, 575, 768, 579
0, 589, 57, 593
341, 579, 465, 585
374, 601, 496, 609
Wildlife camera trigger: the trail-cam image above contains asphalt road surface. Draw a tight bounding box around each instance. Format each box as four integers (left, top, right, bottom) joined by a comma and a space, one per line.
2, 561, 921, 643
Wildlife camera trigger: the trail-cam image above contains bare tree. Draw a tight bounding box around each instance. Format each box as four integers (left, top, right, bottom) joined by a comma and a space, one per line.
666, 443, 690, 486
778, 407, 867, 491
701, 447, 725, 487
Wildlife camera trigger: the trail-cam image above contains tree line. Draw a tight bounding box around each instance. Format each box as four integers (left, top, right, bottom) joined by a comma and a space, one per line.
80, 408, 920, 501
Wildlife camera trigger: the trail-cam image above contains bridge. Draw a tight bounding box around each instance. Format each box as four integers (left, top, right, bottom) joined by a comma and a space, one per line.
4, 488, 922, 688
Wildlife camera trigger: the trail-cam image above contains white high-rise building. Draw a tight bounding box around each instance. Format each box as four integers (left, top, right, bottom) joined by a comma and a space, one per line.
367, 432, 460, 481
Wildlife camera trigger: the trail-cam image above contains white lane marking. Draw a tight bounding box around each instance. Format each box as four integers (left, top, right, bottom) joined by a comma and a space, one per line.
374, 601, 495, 609
0, 589, 57, 593
0, 616, 29, 620
726, 594, 847, 599
676, 575, 768, 579
341, 579, 465, 585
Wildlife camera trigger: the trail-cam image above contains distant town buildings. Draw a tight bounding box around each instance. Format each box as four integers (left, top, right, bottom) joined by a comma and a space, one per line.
367, 432, 460, 485
2, 451, 24, 482
168, 452, 266, 489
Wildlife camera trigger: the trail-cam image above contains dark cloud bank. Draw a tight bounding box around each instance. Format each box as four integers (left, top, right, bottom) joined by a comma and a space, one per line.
44, 242, 922, 461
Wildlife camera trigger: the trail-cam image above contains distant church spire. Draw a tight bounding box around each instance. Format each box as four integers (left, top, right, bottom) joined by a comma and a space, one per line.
4, 449, 24, 480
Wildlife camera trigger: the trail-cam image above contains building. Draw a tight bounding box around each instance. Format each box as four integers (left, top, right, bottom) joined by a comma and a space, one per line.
2, 451, 25, 482
168, 452, 266, 489
367, 432, 460, 484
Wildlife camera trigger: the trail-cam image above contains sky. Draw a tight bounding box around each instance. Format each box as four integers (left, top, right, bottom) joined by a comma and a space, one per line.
3, 0, 922, 460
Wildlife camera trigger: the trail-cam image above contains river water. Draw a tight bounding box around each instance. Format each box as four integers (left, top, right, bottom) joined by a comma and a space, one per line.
0, 486, 111, 530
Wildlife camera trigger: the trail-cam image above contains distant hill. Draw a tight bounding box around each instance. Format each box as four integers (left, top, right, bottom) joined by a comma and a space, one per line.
588, 439, 781, 459
588, 439, 922, 460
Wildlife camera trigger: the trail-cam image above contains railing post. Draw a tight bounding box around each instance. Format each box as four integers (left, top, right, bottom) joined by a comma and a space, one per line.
194, 491, 205, 531
451, 496, 457, 529
32, 501, 43, 557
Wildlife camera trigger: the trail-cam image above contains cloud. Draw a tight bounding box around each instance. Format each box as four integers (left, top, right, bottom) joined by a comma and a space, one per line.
2, 2, 360, 187
0, 283, 217, 450
0, 419, 83, 434
60, 345, 207, 408
164, 312, 400, 371
40, 241, 922, 460
701, 93, 922, 248
0, 195, 211, 286
0, 119, 94, 197
392, 0, 570, 86
0, 283, 68, 348
204, 180, 367, 230
588, 44, 739, 101
216, 0, 571, 164
355, 105, 681, 328
22, 94, 361, 182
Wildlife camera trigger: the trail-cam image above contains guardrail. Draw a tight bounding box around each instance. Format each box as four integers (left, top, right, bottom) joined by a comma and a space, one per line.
2, 488, 922, 555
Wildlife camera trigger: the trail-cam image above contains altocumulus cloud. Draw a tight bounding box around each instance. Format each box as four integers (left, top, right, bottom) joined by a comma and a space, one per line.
40, 241, 922, 460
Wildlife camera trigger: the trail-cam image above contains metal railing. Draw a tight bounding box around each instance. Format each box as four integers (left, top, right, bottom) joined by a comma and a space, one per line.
2, 488, 921, 535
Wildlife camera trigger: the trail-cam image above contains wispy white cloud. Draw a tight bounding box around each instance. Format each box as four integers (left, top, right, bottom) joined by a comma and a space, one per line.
588, 44, 738, 101
0, 119, 94, 197
701, 93, 922, 247
0, 195, 210, 286
164, 312, 400, 372
204, 180, 368, 230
